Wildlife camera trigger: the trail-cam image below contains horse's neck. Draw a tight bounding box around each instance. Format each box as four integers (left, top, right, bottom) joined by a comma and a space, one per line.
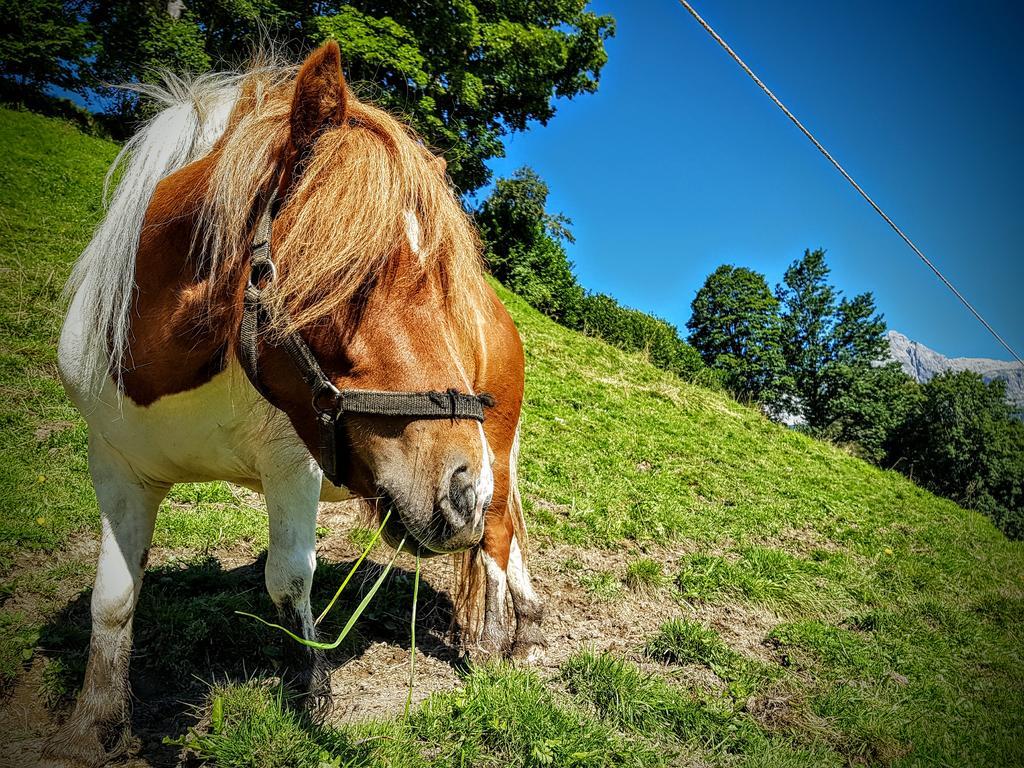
121, 156, 244, 405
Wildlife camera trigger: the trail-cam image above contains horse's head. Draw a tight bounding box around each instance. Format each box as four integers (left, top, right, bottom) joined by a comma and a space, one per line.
209, 43, 496, 554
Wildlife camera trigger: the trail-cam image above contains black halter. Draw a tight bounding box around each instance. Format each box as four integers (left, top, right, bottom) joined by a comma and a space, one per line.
238, 193, 493, 486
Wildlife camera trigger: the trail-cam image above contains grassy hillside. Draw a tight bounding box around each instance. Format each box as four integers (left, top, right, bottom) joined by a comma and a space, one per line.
0, 108, 1021, 767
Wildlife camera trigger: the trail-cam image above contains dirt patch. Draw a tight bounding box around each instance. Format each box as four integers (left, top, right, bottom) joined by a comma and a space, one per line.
695, 602, 781, 664
754, 525, 843, 557
33, 421, 76, 444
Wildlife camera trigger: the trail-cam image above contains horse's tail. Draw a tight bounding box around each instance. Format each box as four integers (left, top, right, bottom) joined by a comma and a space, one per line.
65, 71, 240, 392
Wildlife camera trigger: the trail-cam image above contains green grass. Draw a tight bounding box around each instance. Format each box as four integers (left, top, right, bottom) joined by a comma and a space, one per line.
172, 666, 661, 768
1, 108, 1023, 766
623, 556, 664, 591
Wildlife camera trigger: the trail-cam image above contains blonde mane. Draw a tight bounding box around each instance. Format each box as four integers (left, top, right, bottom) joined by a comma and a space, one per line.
69, 56, 487, 395
201, 65, 487, 336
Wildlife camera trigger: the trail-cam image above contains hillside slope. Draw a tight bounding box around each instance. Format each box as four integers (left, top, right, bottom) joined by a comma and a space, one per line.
0, 109, 1022, 768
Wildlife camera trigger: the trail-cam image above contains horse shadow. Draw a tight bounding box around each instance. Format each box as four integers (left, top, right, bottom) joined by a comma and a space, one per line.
37, 552, 463, 764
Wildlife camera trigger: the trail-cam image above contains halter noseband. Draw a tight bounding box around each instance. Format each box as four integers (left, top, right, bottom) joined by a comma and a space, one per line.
238, 192, 493, 486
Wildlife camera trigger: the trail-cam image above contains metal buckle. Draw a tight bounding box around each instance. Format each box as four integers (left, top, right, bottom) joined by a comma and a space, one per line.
312, 382, 342, 420
248, 256, 277, 288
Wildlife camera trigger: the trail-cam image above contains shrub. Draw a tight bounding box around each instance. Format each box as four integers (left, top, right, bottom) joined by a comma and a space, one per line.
578, 293, 704, 379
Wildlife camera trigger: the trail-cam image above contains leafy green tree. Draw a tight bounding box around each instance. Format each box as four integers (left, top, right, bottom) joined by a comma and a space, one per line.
888, 371, 1023, 539
823, 362, 921, 463
81, 1, 614, 193
476, 167, 583, 324
777, 249, 888, 431
687, 265, 789, 411
0, 0, 90, 99
82, 1, 211, 119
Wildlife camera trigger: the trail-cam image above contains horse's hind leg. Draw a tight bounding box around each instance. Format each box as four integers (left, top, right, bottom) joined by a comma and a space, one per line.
260, 454, 331, 715
43, 437, 166, 767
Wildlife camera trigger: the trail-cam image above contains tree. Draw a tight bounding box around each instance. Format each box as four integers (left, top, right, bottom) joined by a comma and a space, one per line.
777, 249, 888, 431
823, 362, 920, 463
476, 167, 583, 324
83, 1, 211, 119
687, 265, 789, 411
80, 1, 614, 193
888, 371, 1023, 539
0, 0, 90, 99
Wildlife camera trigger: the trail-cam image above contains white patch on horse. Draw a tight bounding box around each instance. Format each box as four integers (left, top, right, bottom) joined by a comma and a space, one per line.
481, 549, 509, 647
476, 422, 494, 524
506, 535, 537, 604
404, 208, 423, 263
59, 290, 351, 504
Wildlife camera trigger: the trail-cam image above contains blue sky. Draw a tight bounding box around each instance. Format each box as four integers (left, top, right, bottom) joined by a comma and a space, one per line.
483, 0, 1023, 361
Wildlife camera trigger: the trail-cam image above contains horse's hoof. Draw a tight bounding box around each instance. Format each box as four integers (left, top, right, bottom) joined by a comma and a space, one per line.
465, 630, 510, 664
40, 727, 129, 768
510, 622, 547, 663
511, 641, 545, 663
283, 656, 334, 721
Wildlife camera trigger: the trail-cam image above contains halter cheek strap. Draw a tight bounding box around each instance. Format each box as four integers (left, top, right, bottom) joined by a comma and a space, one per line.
238, 191, 493, 486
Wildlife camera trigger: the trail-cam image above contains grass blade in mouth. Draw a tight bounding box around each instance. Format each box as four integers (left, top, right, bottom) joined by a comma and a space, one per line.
405, 550, 421, 718
315, 509, 392, 626
236, 535, 406, 651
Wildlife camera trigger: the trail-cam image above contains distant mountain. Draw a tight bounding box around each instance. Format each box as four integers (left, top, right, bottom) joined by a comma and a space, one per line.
887, 331, 1024, 412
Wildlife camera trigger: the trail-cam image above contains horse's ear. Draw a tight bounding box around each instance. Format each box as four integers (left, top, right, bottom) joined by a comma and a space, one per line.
290, 41, 348, 153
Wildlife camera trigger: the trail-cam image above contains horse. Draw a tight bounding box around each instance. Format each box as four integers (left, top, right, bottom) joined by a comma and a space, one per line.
45, 41, 544, 766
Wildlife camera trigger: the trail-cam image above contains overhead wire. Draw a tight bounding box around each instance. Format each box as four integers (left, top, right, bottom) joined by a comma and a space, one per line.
675, 0, 1023, 366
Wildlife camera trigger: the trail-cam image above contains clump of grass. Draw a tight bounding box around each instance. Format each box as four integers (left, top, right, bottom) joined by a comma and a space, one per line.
560, 649, 755, 752
39, 657, 70, 707
767, 620, 882, 678
624, 557, 664, 592
645, 619, 774, 700
645, 618, 736, 669
347, 525, 377, 551
178, 665, 658, 767
0, 612, 40, 687
674, 548, 818, 609
165, 682, 355, 766
579, 570, 623, 600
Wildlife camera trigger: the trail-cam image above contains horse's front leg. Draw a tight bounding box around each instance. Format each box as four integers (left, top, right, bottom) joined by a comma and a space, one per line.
469, 426, 545, 661
260, 452, 331, 715
43, 437, 167, 767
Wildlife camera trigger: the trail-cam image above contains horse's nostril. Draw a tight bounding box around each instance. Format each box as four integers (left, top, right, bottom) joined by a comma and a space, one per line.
447, 465, 477, 527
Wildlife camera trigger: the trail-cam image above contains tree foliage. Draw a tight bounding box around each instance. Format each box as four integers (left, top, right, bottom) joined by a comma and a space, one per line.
777, 249, 889, 431
0, 0, 90, 98
11, 0, 613, 194
888, 372, 1023, 539
580, 294, 704, 379
476, 167, 582, 324
822, 362, 921, 464
687, 265, 789, 411
83, 1, 211, 118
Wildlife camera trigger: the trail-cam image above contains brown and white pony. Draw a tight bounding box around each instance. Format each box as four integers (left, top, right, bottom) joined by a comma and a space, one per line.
47, 42, 543, 766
